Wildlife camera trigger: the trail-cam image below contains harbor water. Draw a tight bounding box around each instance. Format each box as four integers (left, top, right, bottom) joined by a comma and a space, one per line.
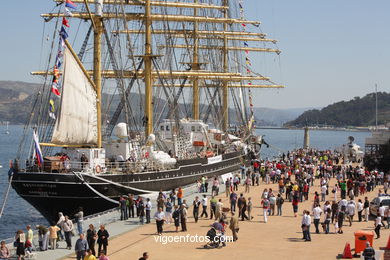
0, 125, 371, 241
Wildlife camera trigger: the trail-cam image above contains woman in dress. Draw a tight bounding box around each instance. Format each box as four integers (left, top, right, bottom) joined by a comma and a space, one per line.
14, 230, 25, 260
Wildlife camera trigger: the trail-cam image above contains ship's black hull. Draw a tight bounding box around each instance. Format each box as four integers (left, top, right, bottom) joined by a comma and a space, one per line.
11, 151, 245, 222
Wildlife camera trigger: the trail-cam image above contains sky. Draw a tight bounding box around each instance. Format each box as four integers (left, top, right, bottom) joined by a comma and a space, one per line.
0, 0, 389, 109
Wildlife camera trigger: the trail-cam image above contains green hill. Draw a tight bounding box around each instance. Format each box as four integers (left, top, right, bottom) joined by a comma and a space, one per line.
285, 92, 390, 127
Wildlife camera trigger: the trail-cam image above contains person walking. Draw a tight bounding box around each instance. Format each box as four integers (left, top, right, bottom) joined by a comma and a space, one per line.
312, 204, 323, 234
86, 224, 97, 256
177, 187, 183, 205
97, 225, 109, 255
25, 225, 33, 254
321, 184, 327, 202
75, 233, 89, 260
362, 242, 376, 260
230, 191, 237, 213
84, 249, 97, 260
363, 197, 370, 222
269, 194, 276, 216
138, 197, 145, 224
225, 178, 231, 197
276, 194, 284, 216
200, 194, 208, 218
145, 198, 152, 224
192, 196, 200, 223
245, 177, 251, 193
302, 210, 311, 241
292, 192, 299, 217
378, 203, 386, 227
210, 196, 217, 219
75, 207, 84, 235
128, 194, 135, 218
374, 213, 382, 239
139, 252, 149, 260
48, 222, 60, 250
57, 212, 65, 241
215, 199, 223, 221
337, 206, 346, 234
261, 197, 270, 223
331, 200, 338, 224
15, 230, 25, 260
211, 177, 220, 196
247, 197, 253, 220
0, 240, 10, 259
98, 250, 110, 260
347, 200, 356, 226
324, 208, 331, 234
169, 189, 176, 206
165, 198, 173, 224
119, 196, 128, 221
154, 207, 165, 236
172, 205, 180, 232
229, 211, 239, 242
357, 199, 363, 222
62, 215, 74, 249
180, 204, 188, 232
37, 224, 49, 251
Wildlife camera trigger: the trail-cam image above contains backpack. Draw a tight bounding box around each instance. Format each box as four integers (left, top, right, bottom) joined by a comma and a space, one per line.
279, 198, 284, 204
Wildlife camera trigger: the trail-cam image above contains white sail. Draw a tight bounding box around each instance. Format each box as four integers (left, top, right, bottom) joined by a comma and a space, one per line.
51, 47, 97, 145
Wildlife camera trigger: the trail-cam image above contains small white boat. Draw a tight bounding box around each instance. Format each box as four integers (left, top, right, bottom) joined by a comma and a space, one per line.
3, 122, 9, 135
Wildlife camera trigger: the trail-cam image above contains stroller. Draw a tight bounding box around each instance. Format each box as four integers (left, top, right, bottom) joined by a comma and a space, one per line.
204, 227, 222, 249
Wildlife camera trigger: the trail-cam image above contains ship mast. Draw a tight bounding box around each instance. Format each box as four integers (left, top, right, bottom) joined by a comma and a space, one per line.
144, 0, 154, 137
222, 0, 229, 132
37, 0, 284, 140
192, 0, 200, 120
93, 8, 103, 148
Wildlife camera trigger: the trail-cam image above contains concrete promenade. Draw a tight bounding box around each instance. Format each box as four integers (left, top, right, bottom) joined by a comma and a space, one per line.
63, 177, 389, 260
32, 176, 229, 260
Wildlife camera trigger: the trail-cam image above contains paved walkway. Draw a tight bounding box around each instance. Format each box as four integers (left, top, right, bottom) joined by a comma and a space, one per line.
61, 176, 389, 260
30, 174, 231, 260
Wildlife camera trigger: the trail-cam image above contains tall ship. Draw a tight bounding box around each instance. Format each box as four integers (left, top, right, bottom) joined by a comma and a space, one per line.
10, 0, 283, 222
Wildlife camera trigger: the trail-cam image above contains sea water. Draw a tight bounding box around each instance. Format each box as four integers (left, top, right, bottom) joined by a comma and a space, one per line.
0, 125, 371, 241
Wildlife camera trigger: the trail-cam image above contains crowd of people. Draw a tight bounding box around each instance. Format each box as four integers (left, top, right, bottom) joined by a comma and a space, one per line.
3, 207, 110, 260
3, 148, 389, 259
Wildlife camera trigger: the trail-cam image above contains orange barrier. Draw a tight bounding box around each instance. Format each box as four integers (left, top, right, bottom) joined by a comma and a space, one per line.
354, 230, 374, 254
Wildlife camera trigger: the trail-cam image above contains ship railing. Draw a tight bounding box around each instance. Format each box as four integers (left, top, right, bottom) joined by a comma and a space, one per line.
21, 159, 177, 174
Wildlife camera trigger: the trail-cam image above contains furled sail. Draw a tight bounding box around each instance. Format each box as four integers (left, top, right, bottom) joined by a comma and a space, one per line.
51, 47, 97, 145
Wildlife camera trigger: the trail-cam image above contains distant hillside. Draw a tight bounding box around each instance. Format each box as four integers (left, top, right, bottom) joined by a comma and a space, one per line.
0, 80, 311, 126
285, 92, 390, 127
253, 107, 314, 126
0, 81, 40, 124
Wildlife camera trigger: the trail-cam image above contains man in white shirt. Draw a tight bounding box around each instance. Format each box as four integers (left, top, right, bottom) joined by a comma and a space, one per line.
145, 198, 152, 224
200, 194, 208, 218
347, 201, 356, 226
357, 199, 364, 222
153, 207, 165, 235
378, 203, 386, 226
339, 199, 348, 210
321, 184, 327, 202
312, 204, 323, 234
302, 210, 311, 241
